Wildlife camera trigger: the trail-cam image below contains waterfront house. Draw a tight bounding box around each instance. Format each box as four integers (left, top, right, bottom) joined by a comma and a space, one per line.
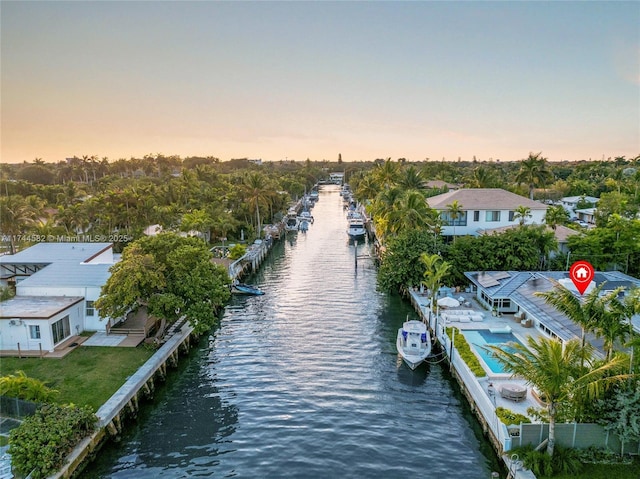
426, 188, 548, 238
0, 243, 118, 353
479, 223, 582, 256
464, 270, 640, 351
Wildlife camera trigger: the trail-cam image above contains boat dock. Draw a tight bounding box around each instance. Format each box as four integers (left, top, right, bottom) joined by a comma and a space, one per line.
409, 289, 538, 479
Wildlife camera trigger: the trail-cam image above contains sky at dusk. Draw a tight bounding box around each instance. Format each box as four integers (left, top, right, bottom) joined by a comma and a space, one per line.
1, 1, 639, 164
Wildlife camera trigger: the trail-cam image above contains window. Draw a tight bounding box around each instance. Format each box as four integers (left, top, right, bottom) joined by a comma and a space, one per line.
52, 316, 71, 344
86, 300, 95, 316
440, 211, 468, 226
485, 211, 501, 222
29, 325, 41, 340
473, 211, 479, 222
508, 211, 515, 221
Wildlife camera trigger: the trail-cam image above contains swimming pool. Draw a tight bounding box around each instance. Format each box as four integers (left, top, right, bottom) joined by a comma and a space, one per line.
461, 329, 524, 374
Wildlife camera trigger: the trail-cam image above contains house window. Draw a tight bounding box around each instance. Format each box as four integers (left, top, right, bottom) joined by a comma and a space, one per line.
473, 211, 479, 221
52, 315, 71, 344
508, 211, 515, 221
86, 300, 95, 316
440, 211, 468, 226
485, 211, 501, 222
29, 325, 41, 340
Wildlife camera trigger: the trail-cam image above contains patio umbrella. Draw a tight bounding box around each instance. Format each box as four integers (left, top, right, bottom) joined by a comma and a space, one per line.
437, 296, 460, 308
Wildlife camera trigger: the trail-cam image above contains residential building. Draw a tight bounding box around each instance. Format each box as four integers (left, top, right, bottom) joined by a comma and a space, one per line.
0, 243, 117, 353
464, 270, 640, 355
426, 188, 548, 237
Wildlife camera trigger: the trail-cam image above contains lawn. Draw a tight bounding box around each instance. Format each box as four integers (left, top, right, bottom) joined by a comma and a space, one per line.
0, 346, 154, 411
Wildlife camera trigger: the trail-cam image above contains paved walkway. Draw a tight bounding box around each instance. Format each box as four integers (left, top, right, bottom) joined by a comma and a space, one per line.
82, 332, 127, 347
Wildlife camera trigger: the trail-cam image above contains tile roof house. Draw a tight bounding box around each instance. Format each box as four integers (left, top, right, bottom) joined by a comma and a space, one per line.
0, 243, 117, 354
426, 188, 548, 237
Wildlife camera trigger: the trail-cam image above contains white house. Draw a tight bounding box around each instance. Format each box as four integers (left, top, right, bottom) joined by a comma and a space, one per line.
426, 188, 548, 237
560, 195, 599, 220
464, 270, 640, 354
0, 243, 117, 353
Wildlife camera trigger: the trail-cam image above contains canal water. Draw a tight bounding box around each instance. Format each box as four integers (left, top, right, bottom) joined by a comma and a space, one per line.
84, 186, 503, 478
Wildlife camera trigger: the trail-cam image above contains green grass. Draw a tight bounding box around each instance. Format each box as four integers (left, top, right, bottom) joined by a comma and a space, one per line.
543, 460, 640, 479
0, 346, 154, 411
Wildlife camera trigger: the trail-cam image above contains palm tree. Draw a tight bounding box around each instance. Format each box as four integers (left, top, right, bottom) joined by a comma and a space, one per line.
544, 205, 570, 230
372, 158, 400, 190
609, 287, 640, 372
536, 282, 623, 361
486, 336, 629, 457
242, 172, 272, 239
383, 190, 432, 236
0, 195, 37, 253
515, 152, 553, 200
513, 205, 532, 226
445, 200, 463, 242
420, 253, 451, 320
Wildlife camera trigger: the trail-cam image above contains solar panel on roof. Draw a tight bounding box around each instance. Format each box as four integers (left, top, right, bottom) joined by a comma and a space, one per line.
478, 277, 500, 288
492, 272, 511, 280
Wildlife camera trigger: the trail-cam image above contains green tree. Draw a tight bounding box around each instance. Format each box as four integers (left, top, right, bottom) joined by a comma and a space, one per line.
544, 205, 570, 230
486, 336, 629, 457
0, 371, 58, 402
515, 152, 553, 200
445, 200, 463, 242
96, 234, 231, 334
513, 205, 532, 226
420, 253, 451, 317
243, 172, 272, 239
0, 195, 37, 253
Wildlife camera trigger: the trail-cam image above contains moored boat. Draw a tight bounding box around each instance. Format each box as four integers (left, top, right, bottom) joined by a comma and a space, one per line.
231, 282, 265, 295
347, 216, 366, 240
396, 320, 431, 370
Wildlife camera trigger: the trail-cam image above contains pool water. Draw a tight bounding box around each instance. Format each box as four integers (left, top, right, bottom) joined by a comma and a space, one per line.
461, 329, 524, 374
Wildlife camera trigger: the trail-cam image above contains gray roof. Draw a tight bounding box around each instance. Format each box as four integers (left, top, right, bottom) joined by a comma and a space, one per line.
0, 243, 112, 265
0, 296, 84, 319
466, 270, 640, 345
18, 262, 114, 288
427, 188, 548, 211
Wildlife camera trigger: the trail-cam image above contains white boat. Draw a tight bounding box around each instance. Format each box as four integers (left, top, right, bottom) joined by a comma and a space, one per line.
284, 209, 300, 232
347, 217, 366, 240
396, 320, 431, 370
298, 210, 314, 224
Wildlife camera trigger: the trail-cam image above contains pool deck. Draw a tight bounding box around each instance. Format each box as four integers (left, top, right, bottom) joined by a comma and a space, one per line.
410, 290, 541, 479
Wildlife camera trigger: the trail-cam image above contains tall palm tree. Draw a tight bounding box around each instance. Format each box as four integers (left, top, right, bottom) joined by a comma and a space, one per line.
445, 200, 463, 243
515, 152, 553, 200
242, 172, 272, 238
420, 253, 451, 318
486, 336, 629, 457
372, 159, 400, 190
398, 165, 425, 191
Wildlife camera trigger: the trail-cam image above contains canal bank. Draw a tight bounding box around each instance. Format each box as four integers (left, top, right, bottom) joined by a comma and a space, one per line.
82, 185, 504, 479
409, 290, 536, 479
50, 226, 285, 478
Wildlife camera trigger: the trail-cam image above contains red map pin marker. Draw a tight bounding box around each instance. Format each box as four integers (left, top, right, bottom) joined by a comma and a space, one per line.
569, 260, 595, 295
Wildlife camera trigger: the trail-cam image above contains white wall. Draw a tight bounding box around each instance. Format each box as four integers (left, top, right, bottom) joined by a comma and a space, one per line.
441, 209, 547, 236
0, 303, 83, 352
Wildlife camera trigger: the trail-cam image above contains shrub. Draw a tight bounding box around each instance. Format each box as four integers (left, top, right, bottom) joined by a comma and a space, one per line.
496, 407, 529, 426
0, 371, 58, 403
8, 403, 97, 479
446, 327, 486, 377
228, 243, 247, 260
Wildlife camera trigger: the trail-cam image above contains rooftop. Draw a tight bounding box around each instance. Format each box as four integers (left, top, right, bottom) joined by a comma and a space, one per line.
0, 296, 84, 319
426, 188, 548, 211
18, 262, 114, 288
0, 242, 112, 265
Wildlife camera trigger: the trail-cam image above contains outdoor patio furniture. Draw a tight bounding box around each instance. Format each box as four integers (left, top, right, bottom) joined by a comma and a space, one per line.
521, 318, 533, 328
499, 384, 527, 402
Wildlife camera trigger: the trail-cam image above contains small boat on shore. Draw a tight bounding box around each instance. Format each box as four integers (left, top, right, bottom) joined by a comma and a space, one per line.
397, 320, 431, 370
347, 216, 366, 240
231, 282, 265, 296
